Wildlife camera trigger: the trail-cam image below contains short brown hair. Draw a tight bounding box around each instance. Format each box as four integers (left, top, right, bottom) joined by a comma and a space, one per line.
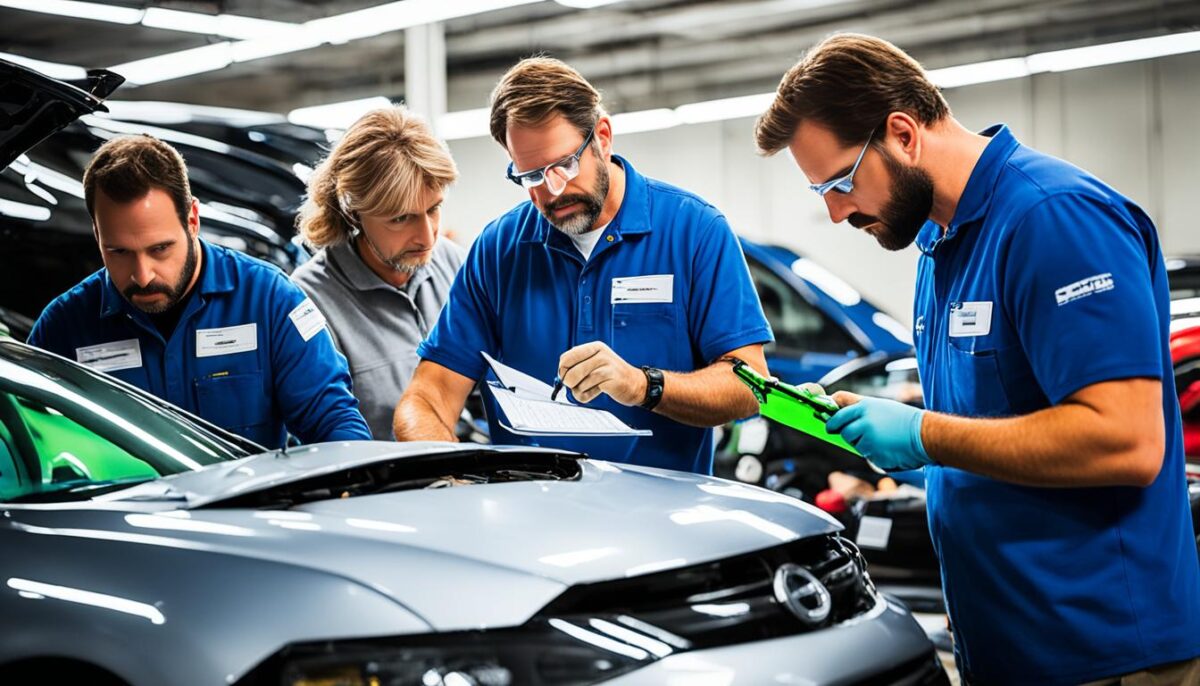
489, 56, 604, 147
755, 33, 950, 155
298, 106, 458, 248
83, 134, 193, 229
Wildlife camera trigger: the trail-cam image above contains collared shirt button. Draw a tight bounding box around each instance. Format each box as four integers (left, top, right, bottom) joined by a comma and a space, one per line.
606, 235, 614, 242
584, 296, 591, 304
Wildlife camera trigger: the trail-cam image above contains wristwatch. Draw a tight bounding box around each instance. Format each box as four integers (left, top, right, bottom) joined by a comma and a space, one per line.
640, 366, 665, 410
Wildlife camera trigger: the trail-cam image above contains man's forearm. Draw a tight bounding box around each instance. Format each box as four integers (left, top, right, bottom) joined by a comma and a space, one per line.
923, 403, 1161, 487
655, 363, 760, 427
393, 391, 457, 442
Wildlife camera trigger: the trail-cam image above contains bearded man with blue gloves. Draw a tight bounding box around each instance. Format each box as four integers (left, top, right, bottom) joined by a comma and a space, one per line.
756, 34, 1200, 685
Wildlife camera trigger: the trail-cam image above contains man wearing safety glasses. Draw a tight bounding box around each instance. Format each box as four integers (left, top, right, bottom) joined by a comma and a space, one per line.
394, 57, 773, 475
756, 33, 1200, 685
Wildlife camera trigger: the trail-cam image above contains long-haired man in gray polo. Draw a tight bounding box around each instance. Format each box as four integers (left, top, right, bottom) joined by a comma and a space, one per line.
292, 106, 463, 439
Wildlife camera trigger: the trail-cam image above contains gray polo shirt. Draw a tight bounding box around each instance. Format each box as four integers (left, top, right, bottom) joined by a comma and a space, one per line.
291, 237, 464, 439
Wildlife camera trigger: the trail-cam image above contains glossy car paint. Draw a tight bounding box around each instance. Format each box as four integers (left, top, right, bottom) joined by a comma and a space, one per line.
739, 240, 912, 384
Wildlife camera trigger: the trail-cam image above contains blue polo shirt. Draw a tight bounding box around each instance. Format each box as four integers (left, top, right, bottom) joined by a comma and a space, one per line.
28, 240, 371, 449
913, 125, 1200, 684
418, 156, 772, 473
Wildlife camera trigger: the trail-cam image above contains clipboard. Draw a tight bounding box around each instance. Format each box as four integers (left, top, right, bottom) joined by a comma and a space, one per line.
730, 360, 862, 457
482, 353, 652, 438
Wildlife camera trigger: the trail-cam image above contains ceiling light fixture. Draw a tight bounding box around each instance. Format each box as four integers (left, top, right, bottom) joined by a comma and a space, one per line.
433, 28, 1200, 139
140, 8, 295, 41
0, 51, 88, 80
110, 43, 233, 86
554, 0, 627, 8
287, 96, 393, 129
0, 0, 140, 24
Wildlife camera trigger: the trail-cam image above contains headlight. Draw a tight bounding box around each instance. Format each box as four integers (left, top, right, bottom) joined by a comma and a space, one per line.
263, 620, 658, 686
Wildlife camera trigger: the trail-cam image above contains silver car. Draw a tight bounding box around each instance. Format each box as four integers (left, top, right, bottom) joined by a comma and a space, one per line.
0, 339, 946, 685
0, 58, 946, 686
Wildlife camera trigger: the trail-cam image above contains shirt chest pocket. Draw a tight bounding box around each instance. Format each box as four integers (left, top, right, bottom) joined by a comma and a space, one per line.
194, 371, 272, 432
945, 334, 1043, 416
611, 303, 688, 370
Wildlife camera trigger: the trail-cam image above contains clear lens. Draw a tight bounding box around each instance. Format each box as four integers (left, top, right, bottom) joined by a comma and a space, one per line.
544, 161, 578, 196
512, 156, 581, 196
518, 170, 545, 190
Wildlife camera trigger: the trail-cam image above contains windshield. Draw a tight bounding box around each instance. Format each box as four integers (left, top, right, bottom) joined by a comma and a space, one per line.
0, 341, 261, 502
825, 355, 924, 408
746, 257, 862, 357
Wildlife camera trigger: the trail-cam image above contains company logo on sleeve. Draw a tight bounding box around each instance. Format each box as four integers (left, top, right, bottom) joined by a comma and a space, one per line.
1055, 273, 1114, 306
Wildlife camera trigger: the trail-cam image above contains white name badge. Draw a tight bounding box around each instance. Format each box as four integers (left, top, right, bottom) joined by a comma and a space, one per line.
196, 323, 258, 358
76, 339, 142, 372
949, 301, 993, 338
288, 298, 327, 342
611, 274, 674, 304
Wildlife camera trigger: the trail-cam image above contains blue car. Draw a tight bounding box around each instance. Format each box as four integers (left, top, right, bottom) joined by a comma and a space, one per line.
738, 239, 913, 384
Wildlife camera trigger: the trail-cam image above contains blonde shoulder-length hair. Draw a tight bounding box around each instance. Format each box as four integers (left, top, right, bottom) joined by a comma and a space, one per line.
297, 105, 459, 248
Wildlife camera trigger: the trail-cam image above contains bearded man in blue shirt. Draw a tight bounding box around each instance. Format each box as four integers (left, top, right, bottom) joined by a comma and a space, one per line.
29, 135, 370, 449
756, 33, 1200, 685
394, 57, 773, 474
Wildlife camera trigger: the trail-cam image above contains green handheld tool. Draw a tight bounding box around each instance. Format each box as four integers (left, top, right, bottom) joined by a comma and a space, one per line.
730, 360, 862, 457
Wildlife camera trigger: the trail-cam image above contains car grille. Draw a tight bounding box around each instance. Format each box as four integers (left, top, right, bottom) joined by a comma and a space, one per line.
537, 534, 879, 651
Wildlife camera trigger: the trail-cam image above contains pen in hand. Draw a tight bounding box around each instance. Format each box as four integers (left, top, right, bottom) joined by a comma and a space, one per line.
550, 376, 564, 401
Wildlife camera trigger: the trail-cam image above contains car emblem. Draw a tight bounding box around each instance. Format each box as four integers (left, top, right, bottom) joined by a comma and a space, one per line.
773, 563, 831, 625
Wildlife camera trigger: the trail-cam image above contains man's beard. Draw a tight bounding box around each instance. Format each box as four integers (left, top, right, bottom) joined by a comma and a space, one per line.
541, 156, 609, 236
122, 236, 197, 313
847, 148, 934, 252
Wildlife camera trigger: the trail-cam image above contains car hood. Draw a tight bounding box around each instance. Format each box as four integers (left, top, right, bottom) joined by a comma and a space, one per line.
20, 442, 842, 630
0, 59, 122, 170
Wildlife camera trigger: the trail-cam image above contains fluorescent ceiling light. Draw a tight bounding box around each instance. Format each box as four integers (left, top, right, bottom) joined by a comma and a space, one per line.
140, 8, 294, 41
928, 30, 1200, 88
675, 93, 775, 125
0, 51, 87, 80
230, 28, 323, 63
555, 0, 626, 7
307, 0, 541, 44
437, 108, 491, 141
927, 57, 1030, 89
0, 0, 140, 24
437, 28, 1200, 140
98, 101, 284, 127
288, 96, 392, 129
111, 43, 233, 86
611, 108, 679, 134
1028, 30, 1200, 72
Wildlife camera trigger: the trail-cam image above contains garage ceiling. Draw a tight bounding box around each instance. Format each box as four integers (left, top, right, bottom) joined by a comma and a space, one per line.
3, 0, 1199, 115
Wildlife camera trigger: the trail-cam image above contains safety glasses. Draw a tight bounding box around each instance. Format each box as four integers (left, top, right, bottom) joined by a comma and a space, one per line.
809, 128, 877, 197
506, 127, 595, 196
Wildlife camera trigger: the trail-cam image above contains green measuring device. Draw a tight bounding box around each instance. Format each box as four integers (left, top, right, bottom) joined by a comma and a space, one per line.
730, 360, 862, 457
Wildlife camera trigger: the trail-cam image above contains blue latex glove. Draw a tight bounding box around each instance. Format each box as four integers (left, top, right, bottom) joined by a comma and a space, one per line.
826, 397, 932, 471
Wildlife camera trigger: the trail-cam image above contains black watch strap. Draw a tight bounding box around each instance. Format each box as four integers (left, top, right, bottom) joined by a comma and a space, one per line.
640, 366, 665, 410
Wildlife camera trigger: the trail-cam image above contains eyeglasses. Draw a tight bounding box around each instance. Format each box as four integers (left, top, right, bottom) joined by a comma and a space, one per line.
809, 128, 877, 197
506, 127, 595, 196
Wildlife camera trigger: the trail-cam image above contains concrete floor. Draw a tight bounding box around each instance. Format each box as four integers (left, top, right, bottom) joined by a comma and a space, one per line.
913, 612, 960, 685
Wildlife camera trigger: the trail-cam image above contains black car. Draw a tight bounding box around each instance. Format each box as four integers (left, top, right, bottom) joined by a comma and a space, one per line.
0, 62, 309, 321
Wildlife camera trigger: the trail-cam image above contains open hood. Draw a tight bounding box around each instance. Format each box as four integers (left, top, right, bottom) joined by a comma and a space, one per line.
0, 58, 122, 170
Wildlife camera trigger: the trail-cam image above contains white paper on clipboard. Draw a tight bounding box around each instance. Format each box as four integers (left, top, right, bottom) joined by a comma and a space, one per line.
482, 352, 652, 437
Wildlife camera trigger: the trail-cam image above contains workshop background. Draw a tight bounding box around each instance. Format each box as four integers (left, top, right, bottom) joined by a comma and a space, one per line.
5, 0, 1197, 326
